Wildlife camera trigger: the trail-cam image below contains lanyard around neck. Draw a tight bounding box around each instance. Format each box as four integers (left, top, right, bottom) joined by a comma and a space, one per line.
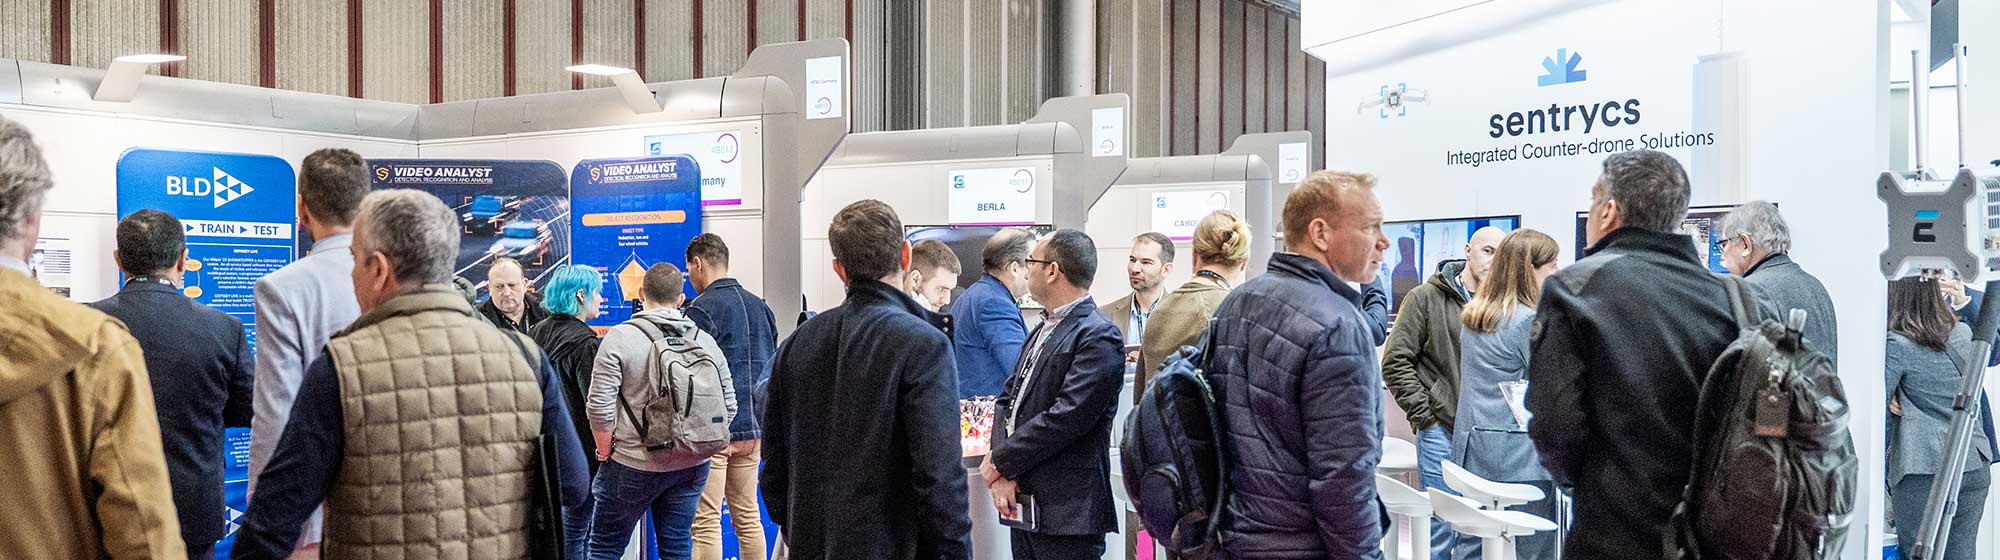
1196, 269, 1231, 290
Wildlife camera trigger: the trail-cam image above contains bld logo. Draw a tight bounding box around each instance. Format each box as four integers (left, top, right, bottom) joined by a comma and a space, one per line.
1155, 197, 1167, 209
953, 175, 966, 189
1538, 48, 1587, 87
166, 167, 256, 208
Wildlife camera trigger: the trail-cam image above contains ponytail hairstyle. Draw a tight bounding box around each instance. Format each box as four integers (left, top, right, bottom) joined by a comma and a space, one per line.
1192, 209, 1252, 268
1461, 228, 1558, 333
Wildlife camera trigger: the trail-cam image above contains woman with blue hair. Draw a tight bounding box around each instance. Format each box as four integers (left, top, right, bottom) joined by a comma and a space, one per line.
527, 263, 607, 557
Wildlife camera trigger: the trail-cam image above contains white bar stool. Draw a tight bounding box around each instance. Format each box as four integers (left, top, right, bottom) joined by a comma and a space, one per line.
1441, 460, 1544, 510
1429, 492, 1557, 560
1380, 437, 1419, 476
1376, 474, 1433, 560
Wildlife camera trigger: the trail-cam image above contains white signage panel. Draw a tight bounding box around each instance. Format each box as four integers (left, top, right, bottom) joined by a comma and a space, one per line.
805, 56, 843, 120
948, 167, 1038, 226
1093, 107, 1126, 157
645, 130, 746, 206
1278, 142, 1309, 184
1151, 190, 1232, 240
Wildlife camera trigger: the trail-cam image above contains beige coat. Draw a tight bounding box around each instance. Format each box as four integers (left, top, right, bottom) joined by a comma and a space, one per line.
0, 267, 185, 559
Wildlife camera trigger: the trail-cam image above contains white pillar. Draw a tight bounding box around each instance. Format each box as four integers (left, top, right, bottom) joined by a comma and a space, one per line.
1059, 0, 1096, 97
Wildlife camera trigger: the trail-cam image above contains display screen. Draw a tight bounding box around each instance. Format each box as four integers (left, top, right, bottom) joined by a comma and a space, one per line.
1380, 215, 1520, 317
905, 224, 1056, 289
1574, 205, 1741, 274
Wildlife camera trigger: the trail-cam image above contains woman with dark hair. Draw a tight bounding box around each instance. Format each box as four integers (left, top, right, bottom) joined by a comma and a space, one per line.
1886, 276, 1991, 560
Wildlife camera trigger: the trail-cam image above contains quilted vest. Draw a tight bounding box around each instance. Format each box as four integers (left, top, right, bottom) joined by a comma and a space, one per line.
323, 285, 544, 560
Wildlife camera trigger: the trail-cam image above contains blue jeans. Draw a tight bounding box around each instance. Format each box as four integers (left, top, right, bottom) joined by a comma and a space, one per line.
564, 504, 593, 560
1418, 425, 1459, 560
588, 460, 711, 560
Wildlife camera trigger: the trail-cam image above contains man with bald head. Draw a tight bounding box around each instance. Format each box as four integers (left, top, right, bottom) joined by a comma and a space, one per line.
1381, 225, 1505, 558
479, 257, 547, 333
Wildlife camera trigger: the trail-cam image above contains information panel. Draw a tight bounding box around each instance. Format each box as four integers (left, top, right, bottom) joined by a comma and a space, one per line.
1151, 190, 1231, 240
116, 148, 297, 560
646, 130, 746, 207
369, 160, 571, 294
947, 166, 1038, 226
570, 156, 704, 328
116, 148, 297, 350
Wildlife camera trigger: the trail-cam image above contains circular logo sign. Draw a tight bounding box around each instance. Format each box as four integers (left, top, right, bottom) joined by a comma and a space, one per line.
814, 97, 834, 115
1284, 169, 1302, 182
713, 133, 741, 164
1011, 169, 1035, 193
1099, 139, 1115, 154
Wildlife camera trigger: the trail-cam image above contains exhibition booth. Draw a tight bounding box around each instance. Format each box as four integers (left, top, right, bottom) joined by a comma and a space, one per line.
2, 38, 851, 559
1300, 0, 1993, 558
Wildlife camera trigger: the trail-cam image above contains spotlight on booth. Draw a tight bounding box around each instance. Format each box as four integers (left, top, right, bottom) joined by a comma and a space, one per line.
93, 53, 186, 103
565, 64, 662, 115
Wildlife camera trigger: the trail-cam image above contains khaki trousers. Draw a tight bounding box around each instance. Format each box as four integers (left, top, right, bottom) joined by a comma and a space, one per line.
692, 445, 766, 560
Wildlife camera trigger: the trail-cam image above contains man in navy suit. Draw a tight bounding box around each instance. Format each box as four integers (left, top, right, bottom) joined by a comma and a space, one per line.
983, 229, 1125, 560
90, 209, 255, 559
953, 228, 1037, 399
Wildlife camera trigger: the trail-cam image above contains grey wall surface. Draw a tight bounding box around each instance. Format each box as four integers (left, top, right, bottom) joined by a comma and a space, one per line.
5, 0, 1322, 162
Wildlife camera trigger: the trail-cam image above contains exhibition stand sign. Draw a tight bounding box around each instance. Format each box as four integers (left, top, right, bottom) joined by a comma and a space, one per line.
1151, 190, 1231, 241
116, 147, 299, 560
570, 155, 704, 328
368, 160, 571, 295
646, 131, 747, 207
947, 166, 1039, 226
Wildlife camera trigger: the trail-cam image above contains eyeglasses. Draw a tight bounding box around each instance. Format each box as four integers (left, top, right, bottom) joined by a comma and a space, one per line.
1023, 258, 1055, 268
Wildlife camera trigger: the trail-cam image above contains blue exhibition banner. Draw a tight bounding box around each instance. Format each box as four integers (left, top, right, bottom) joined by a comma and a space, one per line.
115, 148, 298, 560
570, 155, 704, 328
368, 159, 571, 295
115, 148, 298, 354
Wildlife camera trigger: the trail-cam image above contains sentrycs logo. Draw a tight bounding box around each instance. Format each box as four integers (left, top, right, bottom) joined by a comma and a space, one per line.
166, 167, 256, 208
1538, 48, 1587, 87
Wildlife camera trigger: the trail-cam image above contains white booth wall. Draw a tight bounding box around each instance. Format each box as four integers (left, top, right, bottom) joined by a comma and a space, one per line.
1313, 0, 1887, 558
0, 104, 419, 302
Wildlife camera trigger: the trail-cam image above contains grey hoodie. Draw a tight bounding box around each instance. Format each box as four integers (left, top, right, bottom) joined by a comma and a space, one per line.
589, 307, 737, 472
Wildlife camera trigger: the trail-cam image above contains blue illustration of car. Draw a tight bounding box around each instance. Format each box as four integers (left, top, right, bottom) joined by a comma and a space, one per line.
488, 219, 552, 263
461, 195, 525, 233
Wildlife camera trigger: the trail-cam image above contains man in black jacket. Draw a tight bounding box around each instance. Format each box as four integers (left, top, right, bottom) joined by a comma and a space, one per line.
478, 256, 546, 332
762, 199, 971, 559
90, 209, 254, 559
1527, 150, 1750, 558
983, 229, 1124, 560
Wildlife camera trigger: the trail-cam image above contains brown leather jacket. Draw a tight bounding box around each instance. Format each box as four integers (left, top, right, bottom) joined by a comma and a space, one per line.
0, 267, 185, 559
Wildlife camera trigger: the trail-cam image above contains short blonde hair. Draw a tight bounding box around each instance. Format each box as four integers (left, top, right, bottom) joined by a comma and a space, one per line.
1282, 170, 1375, 243
1192, 209, 1251, 267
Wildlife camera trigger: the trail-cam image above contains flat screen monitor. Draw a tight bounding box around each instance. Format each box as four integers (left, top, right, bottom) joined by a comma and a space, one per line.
1381, 215, 1520, 318
906, 225, 1056, 290
1573, 204, 1743, 275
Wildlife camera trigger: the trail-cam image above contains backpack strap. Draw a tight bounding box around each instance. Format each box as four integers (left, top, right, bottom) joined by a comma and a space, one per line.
1194, 316, 1221, 371
1721, 275, 1759, 330
615, 318, 672, 442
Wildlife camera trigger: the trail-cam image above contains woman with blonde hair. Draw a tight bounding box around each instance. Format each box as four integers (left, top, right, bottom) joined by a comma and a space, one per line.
1136, 209, 1252, 397
1451, 228, 1560, 560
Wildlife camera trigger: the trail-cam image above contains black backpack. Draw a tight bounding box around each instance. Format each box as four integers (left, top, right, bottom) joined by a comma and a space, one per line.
1120, 318, 1228, 559
1670, 276, 1858, 559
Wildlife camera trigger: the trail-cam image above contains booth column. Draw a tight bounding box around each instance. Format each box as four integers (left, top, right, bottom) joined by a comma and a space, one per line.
1059, 0, 1095, 97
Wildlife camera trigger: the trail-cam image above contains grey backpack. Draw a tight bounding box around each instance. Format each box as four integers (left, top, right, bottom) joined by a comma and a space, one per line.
623, 318, 735, 459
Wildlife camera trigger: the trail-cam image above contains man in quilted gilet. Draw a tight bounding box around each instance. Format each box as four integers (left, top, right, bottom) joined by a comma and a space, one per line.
232, 189, 590, 560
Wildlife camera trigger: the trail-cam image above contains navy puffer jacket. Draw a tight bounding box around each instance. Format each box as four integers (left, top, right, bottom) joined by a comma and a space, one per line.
1207, 252, 1384, 559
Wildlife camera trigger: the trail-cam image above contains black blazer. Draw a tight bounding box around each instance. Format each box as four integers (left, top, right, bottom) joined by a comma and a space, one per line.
89, 279, 253, 547
990, 296, 1125, 536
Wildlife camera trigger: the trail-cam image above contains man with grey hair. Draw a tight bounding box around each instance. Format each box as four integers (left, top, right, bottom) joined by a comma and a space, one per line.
234, 189, 589, 560
1528, 150, 1772, 558
0, 117, 185, 558
954, 228, 1037, 398
1720, 200, 1837, 363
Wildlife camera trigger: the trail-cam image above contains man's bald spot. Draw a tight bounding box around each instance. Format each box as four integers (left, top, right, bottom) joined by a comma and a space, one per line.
1468, 226, 1506, 248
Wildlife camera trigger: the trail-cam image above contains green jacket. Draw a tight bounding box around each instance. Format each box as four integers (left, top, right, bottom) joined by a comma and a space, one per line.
1382, 260, 1468, 431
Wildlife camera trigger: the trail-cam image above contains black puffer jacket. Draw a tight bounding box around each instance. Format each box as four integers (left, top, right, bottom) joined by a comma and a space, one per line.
528, 313, 601, 472
1208, 253, 1383, 559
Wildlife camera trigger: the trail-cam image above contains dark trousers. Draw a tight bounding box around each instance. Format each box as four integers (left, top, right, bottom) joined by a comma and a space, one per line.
588, 460, 711, 560
187, 541, 213, 560
1009, 530, 1104, 560
1892, 467, 1991, 560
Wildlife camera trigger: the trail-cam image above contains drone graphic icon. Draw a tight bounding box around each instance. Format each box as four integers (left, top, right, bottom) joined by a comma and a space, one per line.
1358, 83, 1429, 119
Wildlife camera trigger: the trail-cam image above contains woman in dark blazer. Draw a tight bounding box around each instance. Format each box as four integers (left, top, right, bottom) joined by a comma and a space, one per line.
1886, 276, 1992, 560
